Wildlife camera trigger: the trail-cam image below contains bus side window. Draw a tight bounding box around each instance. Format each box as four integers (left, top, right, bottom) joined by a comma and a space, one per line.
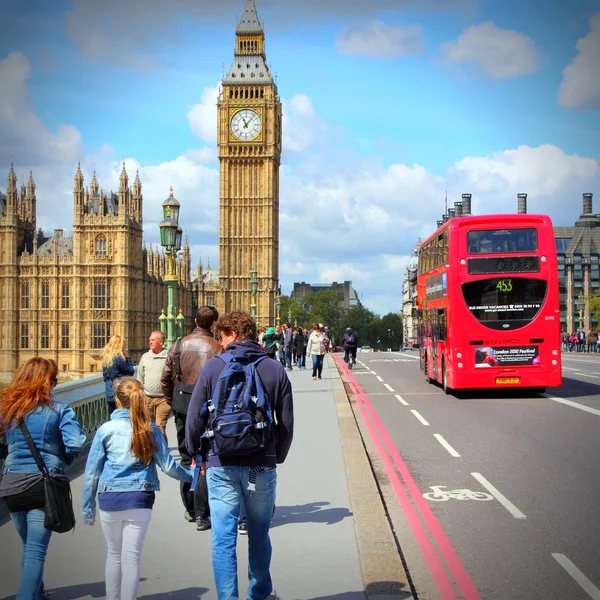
437, 309, 446, 341
442, 230, 449, 263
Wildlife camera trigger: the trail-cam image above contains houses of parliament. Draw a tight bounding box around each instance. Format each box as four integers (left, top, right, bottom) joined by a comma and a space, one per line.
0, 0, 282, 381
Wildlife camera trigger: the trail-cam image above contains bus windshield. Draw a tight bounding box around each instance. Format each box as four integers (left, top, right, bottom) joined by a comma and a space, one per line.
462, 277, 547, 330
467, 228, 538, 254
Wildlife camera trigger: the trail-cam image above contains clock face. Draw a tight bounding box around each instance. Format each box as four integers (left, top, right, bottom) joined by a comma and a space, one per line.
231, 109, 262, 141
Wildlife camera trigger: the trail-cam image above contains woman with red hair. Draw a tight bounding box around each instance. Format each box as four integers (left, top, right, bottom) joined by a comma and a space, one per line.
0, 357, 86, 600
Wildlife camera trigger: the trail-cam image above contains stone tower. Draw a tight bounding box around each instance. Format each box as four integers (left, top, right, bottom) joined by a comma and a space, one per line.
217, 0, 282, 325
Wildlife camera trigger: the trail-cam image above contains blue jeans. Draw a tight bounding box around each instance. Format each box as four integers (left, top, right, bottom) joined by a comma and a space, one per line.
10, 508, 52, 600
207, 466, 277, 600
312, 354, 324, 378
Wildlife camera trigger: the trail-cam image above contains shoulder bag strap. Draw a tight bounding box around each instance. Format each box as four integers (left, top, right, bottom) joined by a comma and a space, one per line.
174, 338, 183, 381
18, 421, 48, 476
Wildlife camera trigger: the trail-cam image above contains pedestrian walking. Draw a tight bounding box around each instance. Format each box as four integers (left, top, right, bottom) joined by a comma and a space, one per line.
137, 330, 170, 440
82, 377, 192, 600
102, 335, 134, 416
294, 327, 307, 369
0, 358, 86, 600
186, 310, 294, 600
161, 306, 222, 531
306, 323, 328, 380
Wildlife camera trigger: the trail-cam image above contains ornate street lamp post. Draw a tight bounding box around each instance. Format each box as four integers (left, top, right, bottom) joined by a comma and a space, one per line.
159, 187, 182, 349
275, 295, 281, 326
287, 307, 292, 325
250, 267, 258, 322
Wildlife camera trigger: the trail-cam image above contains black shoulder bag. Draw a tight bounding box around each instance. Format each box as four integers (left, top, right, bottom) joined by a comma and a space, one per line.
18, 422, 76, 534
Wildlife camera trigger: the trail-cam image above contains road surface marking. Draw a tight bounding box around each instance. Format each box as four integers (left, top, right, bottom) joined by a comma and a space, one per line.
434, 434, 461, 457
384, 383, 395, 392
580, 373, 599, 379
544, 395, 600, 417
370, 371, 377, 375
562, 367, 582, 372
395, 394, 409, 406
470, 473, 526, 519
411, 410, 430, 426
552, 553, 600, 600
423, 486, 492, 501
377, 375, 383, 382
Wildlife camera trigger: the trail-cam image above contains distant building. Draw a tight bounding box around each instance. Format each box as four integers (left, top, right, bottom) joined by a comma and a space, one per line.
290, 281, 362, 311
401, 241, 420, 346
0, 163, 194, 382
553, 193, 599, 333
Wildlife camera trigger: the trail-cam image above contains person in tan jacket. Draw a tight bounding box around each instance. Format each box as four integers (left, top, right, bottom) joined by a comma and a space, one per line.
161, 306, 223, 530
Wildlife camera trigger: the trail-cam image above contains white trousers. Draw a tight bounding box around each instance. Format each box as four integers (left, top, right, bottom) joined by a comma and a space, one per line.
99, 508, 152, 600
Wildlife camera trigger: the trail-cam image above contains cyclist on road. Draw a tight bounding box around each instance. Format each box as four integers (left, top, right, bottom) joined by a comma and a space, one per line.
343, 327, 358, 366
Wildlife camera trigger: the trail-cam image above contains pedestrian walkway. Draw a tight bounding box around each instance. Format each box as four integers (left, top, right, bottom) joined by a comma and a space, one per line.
0, 355, 411, 600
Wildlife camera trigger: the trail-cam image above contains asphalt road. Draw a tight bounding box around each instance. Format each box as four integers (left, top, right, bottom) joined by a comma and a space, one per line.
339, 350, 600, 600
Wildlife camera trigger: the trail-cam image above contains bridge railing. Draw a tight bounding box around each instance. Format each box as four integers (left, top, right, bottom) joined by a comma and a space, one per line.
1, 375, 112, 481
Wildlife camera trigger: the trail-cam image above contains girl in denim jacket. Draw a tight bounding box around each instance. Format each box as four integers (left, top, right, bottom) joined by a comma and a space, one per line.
82, 377, 192, 600
0, 357, 86, 600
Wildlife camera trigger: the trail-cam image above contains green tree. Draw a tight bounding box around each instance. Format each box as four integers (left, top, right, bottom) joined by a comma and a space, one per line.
302, 289, 344, 341
379, 312, 403, 349
344, 306, 378, 346
584, 289, 600, 327
279, 296, 306, 327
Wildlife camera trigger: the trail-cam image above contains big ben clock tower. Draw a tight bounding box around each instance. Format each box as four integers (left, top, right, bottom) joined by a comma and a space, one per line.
217, 0, 282, 324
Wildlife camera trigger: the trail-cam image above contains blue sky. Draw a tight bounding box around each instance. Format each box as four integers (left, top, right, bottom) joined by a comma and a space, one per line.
1, 0, 599, 315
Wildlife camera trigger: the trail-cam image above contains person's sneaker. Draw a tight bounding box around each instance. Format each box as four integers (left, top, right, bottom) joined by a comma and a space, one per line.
238, 521, 248, 535
184, 511, 195, 523
196, 518, 211, 531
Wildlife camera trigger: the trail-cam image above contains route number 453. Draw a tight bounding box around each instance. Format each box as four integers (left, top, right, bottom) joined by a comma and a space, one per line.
496, 279, 513, 293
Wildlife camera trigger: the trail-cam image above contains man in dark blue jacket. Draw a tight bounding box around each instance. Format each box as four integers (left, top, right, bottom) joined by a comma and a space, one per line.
186, 310, 294, 600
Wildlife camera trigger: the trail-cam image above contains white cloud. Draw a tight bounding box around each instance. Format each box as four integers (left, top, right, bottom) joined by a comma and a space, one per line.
559, 13, 600, 110
282, 94, 325, 155
441, 21, 541, 80
186, 84, 220, 144
337, 21, 424, 58
0, 52, 82, 165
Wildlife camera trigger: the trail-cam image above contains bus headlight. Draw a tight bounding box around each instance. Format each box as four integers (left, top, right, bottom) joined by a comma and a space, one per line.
552, 360, 557, 365
458, 362, 464, 368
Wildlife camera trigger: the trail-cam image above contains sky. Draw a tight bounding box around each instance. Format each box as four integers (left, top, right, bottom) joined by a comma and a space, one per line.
0, 0, 599, 316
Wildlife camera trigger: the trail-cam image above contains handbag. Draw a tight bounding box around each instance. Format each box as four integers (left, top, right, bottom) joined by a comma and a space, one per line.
18, 422, 76, 534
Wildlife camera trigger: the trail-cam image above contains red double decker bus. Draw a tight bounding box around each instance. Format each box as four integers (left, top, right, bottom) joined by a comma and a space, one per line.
417, 213, 562, 393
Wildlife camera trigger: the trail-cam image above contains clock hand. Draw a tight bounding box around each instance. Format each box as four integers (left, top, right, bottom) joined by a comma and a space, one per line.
242, 118, 249, 128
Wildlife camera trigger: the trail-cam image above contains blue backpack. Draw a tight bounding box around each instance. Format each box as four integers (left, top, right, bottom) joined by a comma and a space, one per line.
201, 352, 272, 457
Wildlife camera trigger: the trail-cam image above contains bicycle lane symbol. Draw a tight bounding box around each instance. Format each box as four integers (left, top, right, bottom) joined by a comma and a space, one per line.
423, 485, 494, 501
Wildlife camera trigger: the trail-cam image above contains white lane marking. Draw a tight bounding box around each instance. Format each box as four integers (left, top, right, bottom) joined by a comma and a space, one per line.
376, 376, 383, 382
434, 434, 461, 457
580, 373, 599, 379
471, 472, 526, 519
384, 383, 395, 392
562, 367, 582, 372
370, 372, 377, 376
411, 410, 430, 426
395, 394, 409, 406
552, 553, 600, 600
544, 394, 600, 417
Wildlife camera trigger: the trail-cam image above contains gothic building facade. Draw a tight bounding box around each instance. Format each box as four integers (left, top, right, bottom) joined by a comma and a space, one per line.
196, 0, 282, 326
0, 163, 193, 381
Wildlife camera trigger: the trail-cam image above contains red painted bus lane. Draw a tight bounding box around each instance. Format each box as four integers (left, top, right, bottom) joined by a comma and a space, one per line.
336, 355, 481, 600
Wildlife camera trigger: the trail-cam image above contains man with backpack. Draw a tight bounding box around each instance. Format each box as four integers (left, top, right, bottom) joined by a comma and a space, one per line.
186, 310, 294, 600
161, 306, 222, 531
